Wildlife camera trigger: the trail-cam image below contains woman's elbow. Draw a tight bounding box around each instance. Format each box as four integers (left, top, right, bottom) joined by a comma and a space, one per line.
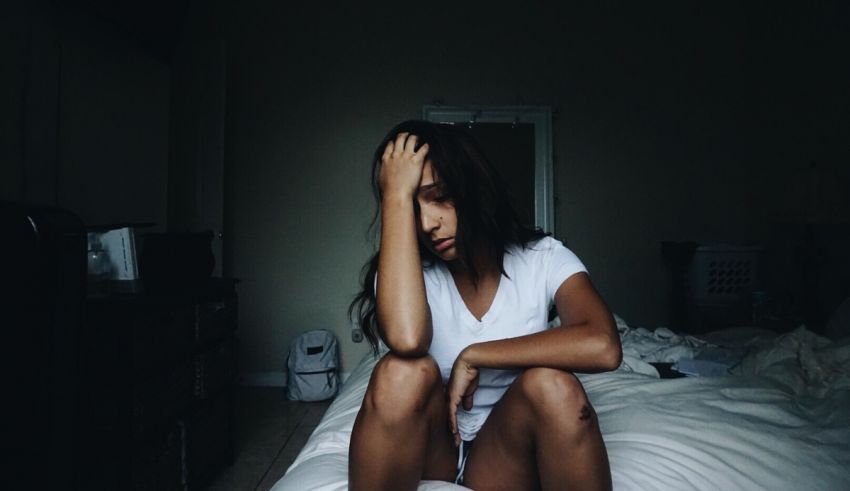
383, 329, 431, 358
390, 343, 430, 358
599, 333, 622, 371
377, 311, 432, 358
592, 316, 622, 371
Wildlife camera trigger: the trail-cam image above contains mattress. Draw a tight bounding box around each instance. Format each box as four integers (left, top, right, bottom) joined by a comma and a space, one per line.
272, 320, 850, 490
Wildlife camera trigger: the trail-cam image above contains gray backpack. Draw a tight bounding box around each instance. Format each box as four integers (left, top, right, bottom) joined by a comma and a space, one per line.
286, 329, 339, 401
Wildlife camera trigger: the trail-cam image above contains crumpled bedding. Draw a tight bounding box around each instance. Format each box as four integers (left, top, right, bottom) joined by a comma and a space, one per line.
616, 313, 850, 398
615, 314, 709, 376
732, 326, 850, 398
273, 318, 850, 491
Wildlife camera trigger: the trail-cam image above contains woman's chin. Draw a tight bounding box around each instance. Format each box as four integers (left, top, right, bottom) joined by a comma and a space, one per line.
435, 247, 458, 261
421, 241, 458, 261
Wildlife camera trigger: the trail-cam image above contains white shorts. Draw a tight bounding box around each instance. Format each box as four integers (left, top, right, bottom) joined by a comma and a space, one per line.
454, 439, 474, 485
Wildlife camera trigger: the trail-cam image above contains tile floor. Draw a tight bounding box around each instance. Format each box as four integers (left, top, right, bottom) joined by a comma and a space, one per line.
206, 387, 331, 491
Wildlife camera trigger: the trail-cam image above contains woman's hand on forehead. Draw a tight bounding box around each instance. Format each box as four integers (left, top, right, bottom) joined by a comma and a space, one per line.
379, 132, 430, 201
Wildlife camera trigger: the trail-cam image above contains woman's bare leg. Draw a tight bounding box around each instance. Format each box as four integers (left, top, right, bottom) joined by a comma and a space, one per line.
349, 353, 457, 491
462, 368, 612, 491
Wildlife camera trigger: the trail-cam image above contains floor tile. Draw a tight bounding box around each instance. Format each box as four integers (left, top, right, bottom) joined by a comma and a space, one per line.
205, 387, 331, 490
255, 423, 319, 490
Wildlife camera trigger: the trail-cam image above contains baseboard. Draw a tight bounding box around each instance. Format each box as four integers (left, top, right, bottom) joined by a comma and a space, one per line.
240, 371, 351, 387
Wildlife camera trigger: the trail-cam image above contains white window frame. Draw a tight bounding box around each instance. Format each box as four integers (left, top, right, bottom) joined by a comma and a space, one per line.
421, 105, 554, 233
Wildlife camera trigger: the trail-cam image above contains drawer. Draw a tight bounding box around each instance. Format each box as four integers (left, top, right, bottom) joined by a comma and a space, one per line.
195, 296, 236, 346
194, 337, 237, 400
133, 306, 195, 377
132, 423, 185, 491
133, 361, 195, 437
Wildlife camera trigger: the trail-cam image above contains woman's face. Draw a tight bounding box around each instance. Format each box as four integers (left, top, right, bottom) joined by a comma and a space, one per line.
416, 160, 458, 261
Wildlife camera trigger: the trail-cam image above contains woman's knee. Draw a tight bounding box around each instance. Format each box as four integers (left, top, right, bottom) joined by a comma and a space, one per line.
516, 368, 590, 418
364, 353, 442, 421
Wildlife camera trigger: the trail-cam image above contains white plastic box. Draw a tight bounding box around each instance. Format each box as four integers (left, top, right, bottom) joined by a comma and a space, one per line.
685, 244, 762, 306
683, 244, 762, 331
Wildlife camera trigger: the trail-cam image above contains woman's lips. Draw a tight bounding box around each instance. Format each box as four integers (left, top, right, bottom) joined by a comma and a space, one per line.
432, 238, 455, 253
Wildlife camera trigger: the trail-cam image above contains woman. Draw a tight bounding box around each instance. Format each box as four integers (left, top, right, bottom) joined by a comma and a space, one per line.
348, 120, 621, 490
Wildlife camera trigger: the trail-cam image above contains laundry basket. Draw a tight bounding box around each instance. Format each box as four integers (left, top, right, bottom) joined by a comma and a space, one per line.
684, 244, 762, 331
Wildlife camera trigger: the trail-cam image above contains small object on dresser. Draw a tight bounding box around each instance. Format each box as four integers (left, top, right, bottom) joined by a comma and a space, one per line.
88, 226, 142, 294
86, 235, 112, 296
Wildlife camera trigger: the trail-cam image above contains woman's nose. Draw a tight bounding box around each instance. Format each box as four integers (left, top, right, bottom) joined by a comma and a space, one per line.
419, 208, 440, 233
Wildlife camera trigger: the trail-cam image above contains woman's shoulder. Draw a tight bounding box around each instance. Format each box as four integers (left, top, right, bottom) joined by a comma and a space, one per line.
508, 236, 585, 270
511, 235, 565, 255
510, 236, 588, 295
529, 235, 560, 249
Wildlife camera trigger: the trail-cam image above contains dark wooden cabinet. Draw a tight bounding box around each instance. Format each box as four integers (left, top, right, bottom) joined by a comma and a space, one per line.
81, 279, 238, 490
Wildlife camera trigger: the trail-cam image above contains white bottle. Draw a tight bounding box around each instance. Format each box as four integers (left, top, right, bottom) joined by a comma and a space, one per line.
87, 234, 112, 296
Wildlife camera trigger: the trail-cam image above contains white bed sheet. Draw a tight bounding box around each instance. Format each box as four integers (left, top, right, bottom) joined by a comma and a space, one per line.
273, 323, 850, 490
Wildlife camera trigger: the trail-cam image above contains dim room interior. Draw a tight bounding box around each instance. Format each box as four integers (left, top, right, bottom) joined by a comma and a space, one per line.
3, 1, 849, 490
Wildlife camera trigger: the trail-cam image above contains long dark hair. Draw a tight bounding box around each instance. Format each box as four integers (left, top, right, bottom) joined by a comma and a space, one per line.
349, 120, 548, 353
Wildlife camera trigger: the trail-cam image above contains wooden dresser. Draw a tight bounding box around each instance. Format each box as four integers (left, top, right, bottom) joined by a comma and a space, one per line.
80, 279, 238, 490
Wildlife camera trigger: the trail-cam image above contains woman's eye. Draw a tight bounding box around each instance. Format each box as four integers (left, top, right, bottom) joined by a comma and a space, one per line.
417, 185, 450, 204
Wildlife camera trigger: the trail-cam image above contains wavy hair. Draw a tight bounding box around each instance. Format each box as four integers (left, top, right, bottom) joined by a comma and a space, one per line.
349, 120, 548, 353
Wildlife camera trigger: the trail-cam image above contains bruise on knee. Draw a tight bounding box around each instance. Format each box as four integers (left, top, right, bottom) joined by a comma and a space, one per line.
579, 404, 593, 422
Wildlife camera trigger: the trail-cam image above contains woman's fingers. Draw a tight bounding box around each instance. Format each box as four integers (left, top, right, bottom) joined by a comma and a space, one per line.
415, 142, 429, 159
461, 372, 477, 410
378, 132, 427, 198
447, 363, 478, 446
383, 133, 428, 162
382, 140, 394, 160
392, 132, 409, 157
448, 402, 460, 447
446, 376, 462, 446
462, 394, 474, 411
404, 134, 418, 154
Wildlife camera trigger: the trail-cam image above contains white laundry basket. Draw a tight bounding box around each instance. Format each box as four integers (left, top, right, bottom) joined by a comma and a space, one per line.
684, 244, 762, 331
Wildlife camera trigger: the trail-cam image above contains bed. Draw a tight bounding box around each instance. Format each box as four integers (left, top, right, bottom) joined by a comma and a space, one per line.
272, 316, 850, 490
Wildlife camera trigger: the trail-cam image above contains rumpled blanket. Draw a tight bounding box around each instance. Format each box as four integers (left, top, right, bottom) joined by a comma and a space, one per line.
614, 313, 850, 397
614, 314, 708, 376
733, 326, 850, 397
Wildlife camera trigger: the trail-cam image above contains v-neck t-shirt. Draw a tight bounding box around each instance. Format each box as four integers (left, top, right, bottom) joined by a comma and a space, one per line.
424, 236, 587, 441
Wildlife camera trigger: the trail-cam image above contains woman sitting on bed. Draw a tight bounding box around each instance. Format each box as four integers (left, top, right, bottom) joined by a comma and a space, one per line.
348, 120, 622, 491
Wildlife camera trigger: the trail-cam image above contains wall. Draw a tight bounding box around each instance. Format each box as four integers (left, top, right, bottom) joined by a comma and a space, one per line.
1, 2, 170, 229
168, 0, 228, 277
219, 2, 849, 379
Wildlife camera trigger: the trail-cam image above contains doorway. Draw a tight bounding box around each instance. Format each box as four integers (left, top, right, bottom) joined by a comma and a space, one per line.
460, 122, 536, 227
421, 106, 554, 233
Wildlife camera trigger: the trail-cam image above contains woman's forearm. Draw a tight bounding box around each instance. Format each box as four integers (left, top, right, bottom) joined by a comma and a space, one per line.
376, 193, 432, 357
460, 320, 622, 374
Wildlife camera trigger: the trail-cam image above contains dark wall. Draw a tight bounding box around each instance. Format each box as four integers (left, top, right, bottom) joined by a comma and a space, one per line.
3, 1, 847, 376
219, 1, 850, 374
1, 1, 170, 229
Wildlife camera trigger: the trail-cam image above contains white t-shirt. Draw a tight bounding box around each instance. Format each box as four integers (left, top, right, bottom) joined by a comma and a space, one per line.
424, 236, 587, 441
